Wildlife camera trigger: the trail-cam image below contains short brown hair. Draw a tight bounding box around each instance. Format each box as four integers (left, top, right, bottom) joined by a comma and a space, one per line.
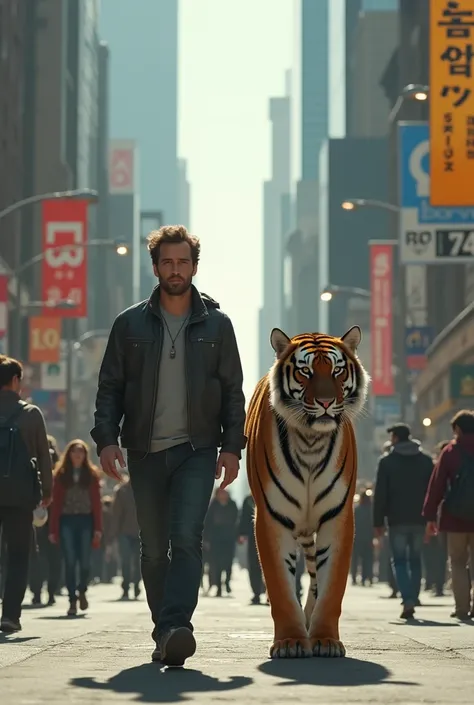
147, 225, 200, 266
451, 410, 474, 434
0, 355, 23, 388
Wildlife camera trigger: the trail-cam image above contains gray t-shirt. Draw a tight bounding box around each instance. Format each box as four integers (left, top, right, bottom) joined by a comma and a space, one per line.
151, 307, 190, 453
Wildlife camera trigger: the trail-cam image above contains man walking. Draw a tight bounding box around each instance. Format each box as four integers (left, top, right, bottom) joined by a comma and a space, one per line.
91, 225, 246, 666
373, 423, 433, 619
423, 411, 474, 620
0, 355, 52, 632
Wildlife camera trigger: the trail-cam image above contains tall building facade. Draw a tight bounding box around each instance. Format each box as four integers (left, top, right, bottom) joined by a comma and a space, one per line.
259, 88, 291, 377
100, 0, 179, 224
0, 0, 25, 275
347, 11, 398, 137
284, 0, 330, 338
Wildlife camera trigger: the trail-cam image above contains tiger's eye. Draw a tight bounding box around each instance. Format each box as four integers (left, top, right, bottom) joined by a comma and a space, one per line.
301, 366, 311, 375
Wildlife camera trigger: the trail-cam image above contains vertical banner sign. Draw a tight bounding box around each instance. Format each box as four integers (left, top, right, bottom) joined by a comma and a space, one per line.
430, 0, 474, 206
370, 244, 394, 396
0, 275, 8, 352
41, 199, 88, 318
108, 140, 135, 194
29, 317, 61, 364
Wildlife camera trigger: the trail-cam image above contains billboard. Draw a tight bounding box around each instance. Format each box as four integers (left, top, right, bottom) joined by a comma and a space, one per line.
430, 0, 474, 206
41, 199, 88, 317
398, 122, 474, 263
370, 243, 394, 396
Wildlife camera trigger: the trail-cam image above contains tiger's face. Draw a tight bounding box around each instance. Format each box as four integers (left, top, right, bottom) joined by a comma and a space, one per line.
268, 326, 369, 433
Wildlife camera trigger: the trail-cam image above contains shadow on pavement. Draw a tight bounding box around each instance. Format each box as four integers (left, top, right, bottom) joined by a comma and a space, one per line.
259, 656, 409, 687
0, 634, 40, 644
388, 619, 458, 627
37, 614, 86, 621
70, 665, 253, 703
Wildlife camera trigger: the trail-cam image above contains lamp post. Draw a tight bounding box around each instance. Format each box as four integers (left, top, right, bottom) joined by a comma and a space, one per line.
341, 198, 400, 214
8, 240, 129, 358
320, 285, 371, 302
0, 189, 99, 222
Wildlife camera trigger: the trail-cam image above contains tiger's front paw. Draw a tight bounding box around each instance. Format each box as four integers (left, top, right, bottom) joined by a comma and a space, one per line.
310, 637, 346, 658
270, 637, 312, 659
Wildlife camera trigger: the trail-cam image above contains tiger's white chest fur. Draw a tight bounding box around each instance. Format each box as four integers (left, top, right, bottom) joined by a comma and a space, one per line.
266, 414, 349, 537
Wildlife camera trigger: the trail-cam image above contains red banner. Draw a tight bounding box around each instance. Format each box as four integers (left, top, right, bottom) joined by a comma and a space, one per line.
41, 199, 88, 318
370, 243, 394, 396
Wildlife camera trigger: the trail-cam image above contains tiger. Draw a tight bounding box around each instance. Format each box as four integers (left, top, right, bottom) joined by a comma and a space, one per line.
245, 325, 369, 659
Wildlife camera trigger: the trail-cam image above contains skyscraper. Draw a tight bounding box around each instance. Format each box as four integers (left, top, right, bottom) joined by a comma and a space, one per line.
100, 0, 179, 224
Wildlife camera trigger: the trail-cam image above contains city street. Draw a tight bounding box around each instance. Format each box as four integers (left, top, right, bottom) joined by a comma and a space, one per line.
1, 568, 474, 704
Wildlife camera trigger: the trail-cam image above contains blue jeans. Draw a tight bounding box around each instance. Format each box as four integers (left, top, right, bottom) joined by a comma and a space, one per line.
388, 525, 424, 607
119, 535, 141, 591
127, 443, 217, 642
59, 514, 94, 601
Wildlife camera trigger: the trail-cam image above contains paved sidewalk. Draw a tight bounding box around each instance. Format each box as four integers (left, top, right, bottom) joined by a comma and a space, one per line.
1, 568, 474, 704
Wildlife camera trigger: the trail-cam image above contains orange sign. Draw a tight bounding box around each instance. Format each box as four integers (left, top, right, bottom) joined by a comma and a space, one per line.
430, 0, 474, 206
29, 317, 61, 364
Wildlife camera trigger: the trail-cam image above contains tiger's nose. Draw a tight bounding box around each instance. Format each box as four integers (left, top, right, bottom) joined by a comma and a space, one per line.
318, 399, 334, 409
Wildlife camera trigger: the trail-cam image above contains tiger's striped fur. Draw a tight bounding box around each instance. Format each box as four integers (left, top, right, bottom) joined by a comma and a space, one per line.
245, 326, 369, 659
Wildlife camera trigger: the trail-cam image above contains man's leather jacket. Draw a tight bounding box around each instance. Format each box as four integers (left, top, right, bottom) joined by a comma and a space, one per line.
90, 286, 247, 457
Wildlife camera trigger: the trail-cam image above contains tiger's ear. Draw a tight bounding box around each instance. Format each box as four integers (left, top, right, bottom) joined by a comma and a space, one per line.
270, 328, 292, 359
341, 325, 361, 352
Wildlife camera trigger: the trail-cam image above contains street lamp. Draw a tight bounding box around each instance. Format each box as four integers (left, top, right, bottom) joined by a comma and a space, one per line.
388, 83, 430, 124
8, 239, 129, 357
0, 188, 99, 221
320, 284, 371, 301
422, 417, 432, 428
402, 83, 429, 102
341, 198, 400, 213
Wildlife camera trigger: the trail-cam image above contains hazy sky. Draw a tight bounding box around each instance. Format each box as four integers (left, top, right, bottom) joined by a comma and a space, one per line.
179, 0, 294, 403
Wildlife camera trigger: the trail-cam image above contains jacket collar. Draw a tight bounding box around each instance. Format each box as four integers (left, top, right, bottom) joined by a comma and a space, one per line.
0, 389, 21, 402
148, 284, 209, 323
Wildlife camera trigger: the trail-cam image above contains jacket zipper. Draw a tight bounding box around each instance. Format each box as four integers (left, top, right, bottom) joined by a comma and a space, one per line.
147, 320, 163, 452
185, 322, 195, 451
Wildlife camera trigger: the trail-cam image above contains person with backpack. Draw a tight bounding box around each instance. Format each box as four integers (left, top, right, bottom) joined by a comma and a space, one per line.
423, 410, 474, 621
0, 355, 52, 633
373, 423, 434, 619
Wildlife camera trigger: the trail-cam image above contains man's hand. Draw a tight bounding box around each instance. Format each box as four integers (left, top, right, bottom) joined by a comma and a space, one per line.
41, 496, 52, 508
374, 526, 385, 540
238, 535, 246, 545
215, 452, 239, 489
99, 445, 125, 482
48, 534, 58, 544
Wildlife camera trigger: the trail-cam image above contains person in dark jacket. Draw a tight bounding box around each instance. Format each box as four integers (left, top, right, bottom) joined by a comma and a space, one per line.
352, 489, 374, 586
204, 489, 238, 597
373, 423, 433, 619
91, 225, 246, 667
423, 411, 474, 620
238, 493, 264, 604
0, 356, 52, 634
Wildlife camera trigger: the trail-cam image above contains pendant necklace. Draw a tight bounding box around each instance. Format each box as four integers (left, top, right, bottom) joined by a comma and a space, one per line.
162, 314, 190, 359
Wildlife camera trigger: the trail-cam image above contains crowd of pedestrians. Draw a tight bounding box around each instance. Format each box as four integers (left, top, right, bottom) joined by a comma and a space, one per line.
356, 416, 474, 622
1, 224, 474, 671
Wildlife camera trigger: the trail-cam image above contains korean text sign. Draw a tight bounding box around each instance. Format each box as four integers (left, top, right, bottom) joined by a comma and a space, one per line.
370, 243, 394, 397
41, 199, 88, 318
430, 0, 474, 206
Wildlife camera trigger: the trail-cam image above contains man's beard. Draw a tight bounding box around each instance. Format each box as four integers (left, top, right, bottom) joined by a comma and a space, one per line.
159, 275, 193, 296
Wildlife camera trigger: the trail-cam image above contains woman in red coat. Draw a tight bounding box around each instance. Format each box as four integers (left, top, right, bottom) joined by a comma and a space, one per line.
49, 440, 102, 616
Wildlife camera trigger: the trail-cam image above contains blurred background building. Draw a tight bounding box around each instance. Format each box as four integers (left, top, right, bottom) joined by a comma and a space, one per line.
2, 0, 474, 483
